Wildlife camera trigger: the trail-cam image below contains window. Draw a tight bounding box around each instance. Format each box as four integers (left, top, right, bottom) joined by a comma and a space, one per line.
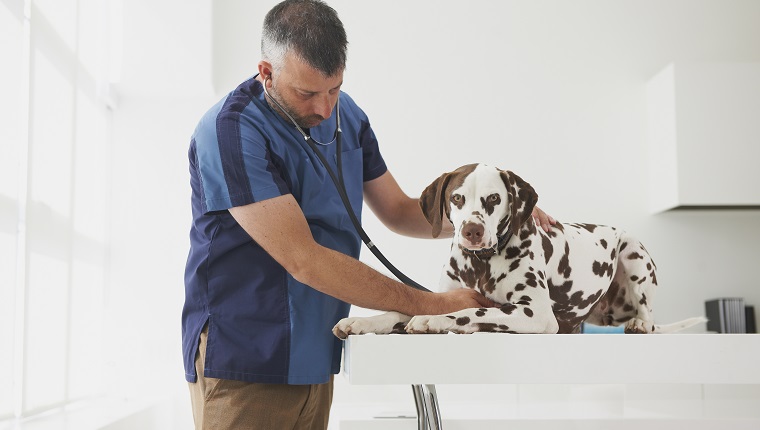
0, 0, 112, 420
0, 0, 26, 420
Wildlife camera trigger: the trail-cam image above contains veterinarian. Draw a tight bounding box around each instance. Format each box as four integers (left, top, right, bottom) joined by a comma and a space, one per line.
183, 1, 555, 428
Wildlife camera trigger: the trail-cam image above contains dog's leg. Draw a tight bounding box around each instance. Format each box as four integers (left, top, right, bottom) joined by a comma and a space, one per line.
615, 236, 658, 334
406, 301, 559, 334
438, 261, 462, 293
332, 311, 412, 339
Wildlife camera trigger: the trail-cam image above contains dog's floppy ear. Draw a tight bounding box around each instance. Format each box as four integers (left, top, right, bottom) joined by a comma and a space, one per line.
419, 172, 454, 238
499, 170, 538, 235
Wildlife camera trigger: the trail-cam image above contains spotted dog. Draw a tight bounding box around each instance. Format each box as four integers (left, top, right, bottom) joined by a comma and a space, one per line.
333, 163, 705, 338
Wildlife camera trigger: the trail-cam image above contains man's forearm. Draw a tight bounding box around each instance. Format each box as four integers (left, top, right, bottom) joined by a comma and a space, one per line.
293, 243, 434, 315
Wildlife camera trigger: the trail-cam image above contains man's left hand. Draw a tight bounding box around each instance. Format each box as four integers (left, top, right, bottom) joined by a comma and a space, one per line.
532, 206, 556, 233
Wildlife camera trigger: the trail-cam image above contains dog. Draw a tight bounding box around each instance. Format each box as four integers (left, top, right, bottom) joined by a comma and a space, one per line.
333, 163, 705, 338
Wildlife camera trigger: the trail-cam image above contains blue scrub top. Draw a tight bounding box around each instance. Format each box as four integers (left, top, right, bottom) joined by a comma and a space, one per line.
183, 75, 387, 384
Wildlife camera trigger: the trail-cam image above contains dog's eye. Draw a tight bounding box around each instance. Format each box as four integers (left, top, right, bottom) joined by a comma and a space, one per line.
488, 194, 500, 203
451, 194, 463, 203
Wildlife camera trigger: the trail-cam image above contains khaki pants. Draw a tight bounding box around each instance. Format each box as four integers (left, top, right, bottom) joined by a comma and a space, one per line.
188, 326, 333, 430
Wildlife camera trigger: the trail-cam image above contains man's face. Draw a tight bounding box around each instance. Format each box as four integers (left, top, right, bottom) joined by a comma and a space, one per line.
266, 53, 343, 129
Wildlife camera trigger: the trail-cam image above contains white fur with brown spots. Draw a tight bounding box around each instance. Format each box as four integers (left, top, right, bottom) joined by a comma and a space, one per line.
332, 164, 705, 338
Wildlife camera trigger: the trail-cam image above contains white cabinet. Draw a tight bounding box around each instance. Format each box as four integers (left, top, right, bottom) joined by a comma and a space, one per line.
647, 62, 760, 212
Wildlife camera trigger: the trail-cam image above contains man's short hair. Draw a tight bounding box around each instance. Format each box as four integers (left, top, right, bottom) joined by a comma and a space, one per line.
262, 0, 348, 77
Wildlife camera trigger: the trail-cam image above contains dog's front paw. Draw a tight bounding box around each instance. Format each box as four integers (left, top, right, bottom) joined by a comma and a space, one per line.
405, 315, 455, 334
332, 317, 381, 339
624, 318, 654, 334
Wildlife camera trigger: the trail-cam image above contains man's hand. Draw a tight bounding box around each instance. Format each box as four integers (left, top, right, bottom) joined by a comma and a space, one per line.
532, 206, 556, 233
430, 288, 497, 315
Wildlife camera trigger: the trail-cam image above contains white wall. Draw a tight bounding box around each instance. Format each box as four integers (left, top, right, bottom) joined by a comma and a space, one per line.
107, 0, 760, 427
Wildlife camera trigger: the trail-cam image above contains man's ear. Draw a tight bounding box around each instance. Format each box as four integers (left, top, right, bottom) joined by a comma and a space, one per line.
499, 170, 538, 235
258, 60, 274, 83
419, 172, 453, 238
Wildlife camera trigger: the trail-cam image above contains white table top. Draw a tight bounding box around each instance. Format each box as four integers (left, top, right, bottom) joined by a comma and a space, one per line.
343, 333, 760, 385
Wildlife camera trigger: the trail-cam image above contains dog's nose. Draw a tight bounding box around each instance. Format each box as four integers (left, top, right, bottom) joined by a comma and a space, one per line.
462, 222, 484, 245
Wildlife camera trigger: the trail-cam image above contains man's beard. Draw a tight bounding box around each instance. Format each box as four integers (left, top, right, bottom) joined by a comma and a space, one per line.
267, 85, 326, 129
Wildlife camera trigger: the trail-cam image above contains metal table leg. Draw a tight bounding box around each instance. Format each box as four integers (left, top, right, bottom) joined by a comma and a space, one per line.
411, 384, 443, 430
411, 384, 428, 429
423, 384, 443, 429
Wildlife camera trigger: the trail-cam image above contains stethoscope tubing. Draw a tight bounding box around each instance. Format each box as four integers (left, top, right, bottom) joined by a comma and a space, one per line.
262, 77, 430, 292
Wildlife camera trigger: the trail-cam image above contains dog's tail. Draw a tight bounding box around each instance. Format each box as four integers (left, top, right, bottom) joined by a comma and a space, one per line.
654, 316, 708, 333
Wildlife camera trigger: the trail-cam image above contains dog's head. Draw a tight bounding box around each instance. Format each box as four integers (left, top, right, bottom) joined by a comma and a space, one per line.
419, 164, 538, 251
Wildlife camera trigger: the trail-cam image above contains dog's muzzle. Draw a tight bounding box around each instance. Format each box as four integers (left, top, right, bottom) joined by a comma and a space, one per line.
461, 221, 486, 248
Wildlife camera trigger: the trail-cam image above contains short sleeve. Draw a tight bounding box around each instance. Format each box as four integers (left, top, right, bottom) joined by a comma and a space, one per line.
359, 120, 387, 182
193, 97, 290, 214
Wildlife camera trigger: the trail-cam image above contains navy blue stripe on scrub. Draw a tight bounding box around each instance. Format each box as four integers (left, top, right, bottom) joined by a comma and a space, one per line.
217, 85, 255, 207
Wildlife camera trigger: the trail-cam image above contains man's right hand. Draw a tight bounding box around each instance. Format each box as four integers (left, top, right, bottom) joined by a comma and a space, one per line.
430, 288, 497, 315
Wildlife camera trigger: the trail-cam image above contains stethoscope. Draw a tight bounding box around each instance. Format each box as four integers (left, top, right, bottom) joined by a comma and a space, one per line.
262, 75, 430, 292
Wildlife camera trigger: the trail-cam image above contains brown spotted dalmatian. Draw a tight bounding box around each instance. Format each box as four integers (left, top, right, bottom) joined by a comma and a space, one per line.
333, 163, 705, 338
